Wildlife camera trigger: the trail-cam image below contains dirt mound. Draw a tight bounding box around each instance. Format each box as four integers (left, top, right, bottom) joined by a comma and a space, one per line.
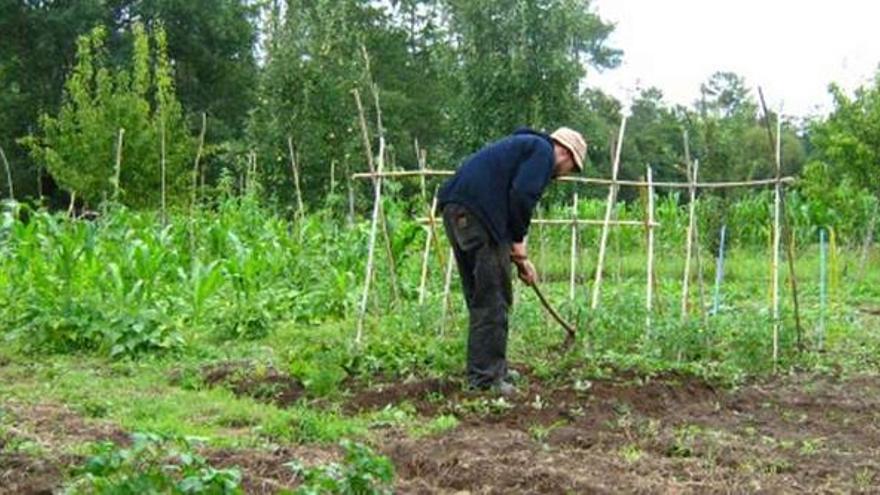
347, 370, 719, 431
0, 401, 128, 495
346, 377, 461, 413
380, 373, 880, 493
200, 361, 305, 407
208, 444, 340, 494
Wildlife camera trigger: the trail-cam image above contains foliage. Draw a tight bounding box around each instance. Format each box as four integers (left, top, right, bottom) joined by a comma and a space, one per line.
0, 195, 365, 358
284, 440, 394, 495
20, 23, 192, 209
0, 1, 257, 200
809, 75, 880, 197
66, 432, 242, 494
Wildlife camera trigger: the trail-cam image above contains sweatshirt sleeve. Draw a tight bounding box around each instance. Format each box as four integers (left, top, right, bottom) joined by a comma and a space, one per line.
507, 138, 554, 242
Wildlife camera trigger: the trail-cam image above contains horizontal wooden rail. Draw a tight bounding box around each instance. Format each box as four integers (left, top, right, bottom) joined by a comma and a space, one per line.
352, 169, 795, 189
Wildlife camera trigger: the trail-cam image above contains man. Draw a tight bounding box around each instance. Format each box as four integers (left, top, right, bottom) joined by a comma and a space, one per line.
439, 127, 587, 393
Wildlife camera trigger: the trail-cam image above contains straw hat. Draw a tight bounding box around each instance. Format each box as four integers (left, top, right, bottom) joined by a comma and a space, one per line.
550, 127, 587, 172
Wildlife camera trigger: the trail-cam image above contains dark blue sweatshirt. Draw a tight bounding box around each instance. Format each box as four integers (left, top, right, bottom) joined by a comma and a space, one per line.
439, 128, 555, 243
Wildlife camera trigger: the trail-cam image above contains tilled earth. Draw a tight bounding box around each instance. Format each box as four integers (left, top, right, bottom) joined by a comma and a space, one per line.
2, 369, 879, 494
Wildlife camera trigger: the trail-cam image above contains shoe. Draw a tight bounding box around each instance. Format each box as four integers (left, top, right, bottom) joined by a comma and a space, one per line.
506, 369, 522, 383
490, 380, 517, 397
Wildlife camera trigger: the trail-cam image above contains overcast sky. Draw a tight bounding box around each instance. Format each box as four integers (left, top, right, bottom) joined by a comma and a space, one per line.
588, 0, 880, 117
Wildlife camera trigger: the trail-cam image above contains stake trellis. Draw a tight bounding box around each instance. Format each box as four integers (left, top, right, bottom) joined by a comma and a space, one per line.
351, 110, 799, 370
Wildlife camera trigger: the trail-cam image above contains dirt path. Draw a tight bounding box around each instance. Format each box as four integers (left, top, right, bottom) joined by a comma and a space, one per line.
3, 372, 879, 494
356, 371, 880, 493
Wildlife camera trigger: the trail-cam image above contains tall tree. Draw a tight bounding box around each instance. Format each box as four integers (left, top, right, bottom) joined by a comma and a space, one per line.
20, 23, 192, 208
444, 0, 620, 154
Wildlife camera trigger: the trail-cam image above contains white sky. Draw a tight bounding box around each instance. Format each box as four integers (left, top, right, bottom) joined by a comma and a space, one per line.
588, 0, 880, 117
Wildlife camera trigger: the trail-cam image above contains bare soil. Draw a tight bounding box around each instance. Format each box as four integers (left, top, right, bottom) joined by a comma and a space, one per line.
199, 361, 306, 407
3, 371, 879, 494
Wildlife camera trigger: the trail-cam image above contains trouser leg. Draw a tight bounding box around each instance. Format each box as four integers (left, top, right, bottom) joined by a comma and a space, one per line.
442, 204, 512, 388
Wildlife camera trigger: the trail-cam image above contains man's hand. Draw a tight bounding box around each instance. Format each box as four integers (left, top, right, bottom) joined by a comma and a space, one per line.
514, 258, 537, 286
510, 242, 528, 262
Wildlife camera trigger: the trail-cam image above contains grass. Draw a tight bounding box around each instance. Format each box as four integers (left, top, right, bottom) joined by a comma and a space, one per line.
2, 198, 880, 492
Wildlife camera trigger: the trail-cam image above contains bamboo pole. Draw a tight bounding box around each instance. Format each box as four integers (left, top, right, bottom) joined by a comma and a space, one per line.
368, 83, 401, 305
112, 128, 125, 201
352, 89, 375, 174
569, 192, 579, 302
415, 139, 427, 202
352, 87, 400, 305
441, 246, 455, 335
538, 205, 546, 283
418, 195, 439, 305
160, 118, 167, 225
330, 159, 336, 195
681, 159, 700, 319
414, 217, 659, 227
694, 222, 708, 325
772, 114, 782, 367
0, 145, 14, 200
356, 136, 387, 344
351, 170, 795, 189
190, 115, 206, 261
646, 165, 655, 334
67, 191, 76, 217
683, 129, 707, 324
532, 219, 660, 227
192, 114, 206, 208
592, 116, 627, 309
287, 137, 305, 220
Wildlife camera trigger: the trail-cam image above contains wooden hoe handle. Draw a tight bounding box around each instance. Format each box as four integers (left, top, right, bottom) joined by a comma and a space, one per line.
529, 282, 577, 341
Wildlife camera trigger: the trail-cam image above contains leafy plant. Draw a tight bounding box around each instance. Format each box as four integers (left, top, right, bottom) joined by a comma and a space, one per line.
284, 440, 394, 495
66, 433, 242, 494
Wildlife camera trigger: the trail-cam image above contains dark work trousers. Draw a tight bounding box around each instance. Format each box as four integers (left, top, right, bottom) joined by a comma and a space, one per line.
442, 203, 513, 388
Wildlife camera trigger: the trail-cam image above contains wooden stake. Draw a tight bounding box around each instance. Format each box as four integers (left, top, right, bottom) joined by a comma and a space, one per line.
192, 114, 206, 206
67, 191, 76, 217
0, 145, 14, 200
415, 139, 427, 202
772, 114, 782, 367
646, 165, 655, 334
352, 87, 400, 304
368, 82, 401, 305
190, 115, 206, 261
352, 89, 375, 174
694, 221, 708, 325
287, 137, 305, 220
419, 195, 439, 305
160, 118, 167, 225
112, 128, 125, 202
569, 192, 579, 303
681, 159, 699, 319
683, 130, 708, 323
592, 116, 627, 309
441, 246, 455, 335
538, 205, 546, 283
356, 136, 387, 344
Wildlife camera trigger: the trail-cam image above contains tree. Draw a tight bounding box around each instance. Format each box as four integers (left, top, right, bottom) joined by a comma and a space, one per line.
444, 0, 621, 154
20, 23, 192, 208
809, 76, 880, 197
